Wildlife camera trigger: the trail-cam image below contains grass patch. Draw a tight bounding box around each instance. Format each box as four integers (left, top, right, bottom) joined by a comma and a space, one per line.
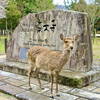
92, 38, 100, 60
0, 36, 8, 54
0, 38, 5, 54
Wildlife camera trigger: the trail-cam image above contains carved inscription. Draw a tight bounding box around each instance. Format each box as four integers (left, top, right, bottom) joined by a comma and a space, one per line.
35, 19, 56, 32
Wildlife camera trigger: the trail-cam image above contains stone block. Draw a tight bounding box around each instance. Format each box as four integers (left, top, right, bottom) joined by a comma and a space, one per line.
6, 10, 93, 72
0, 75, 9, 80
0, 84, 25, 95
42, 90, 78, 100
16, 91, 53, 100
4, 78, 27, 86
69, 88, 100, 100
92, 88, 100, 94
0, 81, 6, 86
0, 58, 100, 88
82, 85, 96, 91
21, 83, 49, 94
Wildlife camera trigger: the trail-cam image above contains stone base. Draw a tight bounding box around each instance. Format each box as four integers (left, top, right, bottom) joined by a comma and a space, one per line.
0, 56, 100, 88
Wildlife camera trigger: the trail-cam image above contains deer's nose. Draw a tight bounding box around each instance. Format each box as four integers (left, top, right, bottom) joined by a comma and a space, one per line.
70, 47, 73, 50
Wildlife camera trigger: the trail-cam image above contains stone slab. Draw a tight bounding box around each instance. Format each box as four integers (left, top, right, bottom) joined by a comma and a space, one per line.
42, 83, 73, 92
4, 78, 27, 86
92, 88, 100, 94
0, 81, 6, 86
76, 98, 89, 100
0, 84, 25, 95
42, 91, 78, 100
69, 88, 100, 100
27, 77, 48, 85
0, 57, 100, 87
91, 81, 100, 88
0, 70, 14, 77
20, 83, 49, 94
0, 75, 9, 80
16, 91, 53, 100
0, 92, 18, 100
82, 85, 97, 91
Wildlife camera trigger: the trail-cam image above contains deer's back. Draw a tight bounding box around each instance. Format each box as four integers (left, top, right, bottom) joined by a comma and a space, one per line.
36, 50, 61, 71
28, 46, 50, 62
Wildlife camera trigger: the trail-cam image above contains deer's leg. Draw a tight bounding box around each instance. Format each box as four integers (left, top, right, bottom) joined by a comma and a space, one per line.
35, 68, 42, 89
50, 73, 54, 96
28, 66, 33, 90
55, 72, 60, 96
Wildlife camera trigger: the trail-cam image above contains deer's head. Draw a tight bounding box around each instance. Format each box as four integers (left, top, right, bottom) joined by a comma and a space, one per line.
60, 34, 80, 50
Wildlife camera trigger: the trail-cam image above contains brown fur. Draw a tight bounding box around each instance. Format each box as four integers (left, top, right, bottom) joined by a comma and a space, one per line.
28, 34, 76, 96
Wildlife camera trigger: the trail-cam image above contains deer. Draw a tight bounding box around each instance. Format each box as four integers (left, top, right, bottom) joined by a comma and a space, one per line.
27, 34, 78, 97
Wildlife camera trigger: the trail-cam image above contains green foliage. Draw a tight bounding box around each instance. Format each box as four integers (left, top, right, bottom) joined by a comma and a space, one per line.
0, 18, 6, 30
95, 17, 100, 31
22, 0, 55, 15
95, 0, 100, 4
6, 0, 22, 30
15, 0, 55, 15
64, 0, 100, 36
0, 0, 22, 30
0, 0, 55, 31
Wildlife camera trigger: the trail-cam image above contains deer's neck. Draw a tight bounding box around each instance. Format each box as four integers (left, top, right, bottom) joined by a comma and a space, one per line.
59, 48, 71, 69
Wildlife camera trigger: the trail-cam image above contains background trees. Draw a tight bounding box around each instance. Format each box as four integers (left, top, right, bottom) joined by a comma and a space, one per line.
64, 0, 100, 36
0, 0, 55, 31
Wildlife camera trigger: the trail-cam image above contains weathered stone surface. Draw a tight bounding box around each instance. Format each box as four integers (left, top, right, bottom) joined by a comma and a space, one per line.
6, 10, 92, 72
0, 70, 100, 100
82, 85, 96, 91
76, 98, 89, 100
16, 91, 53, 100
0, 0, 7, 18
54, 92, 78, 100
91, 81, 100, 88
21, 83, 49, 94
0, 92, 18, 100
0, 57, 100, 87
0, 81, 6, 86
0, 70, 14, 77
69, 88, 100, 100
4, 78, 27, 86
0, 75, 9, 80
42, 91, 78, 100
0, 84, 25, 95
92, 88, 100, 94
43, 83, 73, 92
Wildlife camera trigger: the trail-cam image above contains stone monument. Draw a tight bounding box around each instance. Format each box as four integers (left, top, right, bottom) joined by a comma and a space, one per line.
7, 10, 93, 72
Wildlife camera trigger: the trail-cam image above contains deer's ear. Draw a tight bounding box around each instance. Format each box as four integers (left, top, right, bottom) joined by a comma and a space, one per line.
73, 34, 80, 41
60, 34, 64, 40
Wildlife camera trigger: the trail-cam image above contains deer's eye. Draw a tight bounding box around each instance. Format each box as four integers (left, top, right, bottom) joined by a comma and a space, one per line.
64, 41, 68, 43
72, 41, 74, 43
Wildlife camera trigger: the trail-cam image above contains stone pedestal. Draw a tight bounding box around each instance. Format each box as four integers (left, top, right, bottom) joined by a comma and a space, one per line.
6, 10, 93, 72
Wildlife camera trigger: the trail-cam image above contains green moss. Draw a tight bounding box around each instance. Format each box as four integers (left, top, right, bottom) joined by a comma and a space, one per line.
60, 76, 83, 88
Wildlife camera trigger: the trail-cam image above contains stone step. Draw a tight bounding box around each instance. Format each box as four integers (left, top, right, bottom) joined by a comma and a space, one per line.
1, 70, 100, 100
0, 55, 100, 88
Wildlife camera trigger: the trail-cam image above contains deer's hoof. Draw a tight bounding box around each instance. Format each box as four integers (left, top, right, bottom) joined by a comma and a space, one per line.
41, 87, 44, 90
29, 87, 32, 90
50, 96, 54, 99
56, 94, 60, 97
